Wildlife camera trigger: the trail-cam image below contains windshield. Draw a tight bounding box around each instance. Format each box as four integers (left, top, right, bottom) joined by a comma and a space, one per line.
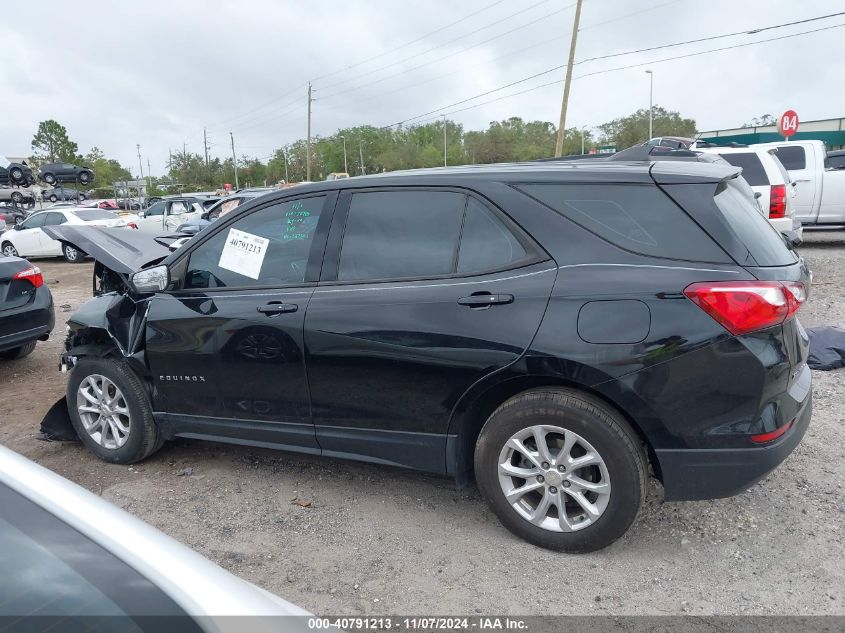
0, 156, 9, 169
72, 209, 117, 221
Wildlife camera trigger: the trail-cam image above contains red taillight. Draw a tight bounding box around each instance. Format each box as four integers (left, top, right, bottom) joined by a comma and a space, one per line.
769, 184, 786, 219
128, 222, 138, 229
13, 266, 43, 288
684, 280, 806, 336
751, 420, 793, 444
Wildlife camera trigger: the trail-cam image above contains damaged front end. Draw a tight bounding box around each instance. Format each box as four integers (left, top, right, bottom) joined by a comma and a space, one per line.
39, 226, 181, 441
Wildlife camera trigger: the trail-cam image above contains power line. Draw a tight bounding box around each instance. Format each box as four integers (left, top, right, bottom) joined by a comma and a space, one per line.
575, 9, 845, 66
311, 0, 511, 82
379, 14, 845, 128
579, 0, 685, 31
208, 0, 511, 130
317, 0, 562, 93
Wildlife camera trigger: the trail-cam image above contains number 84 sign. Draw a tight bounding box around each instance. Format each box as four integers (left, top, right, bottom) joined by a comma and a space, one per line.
778, 110, 799, 138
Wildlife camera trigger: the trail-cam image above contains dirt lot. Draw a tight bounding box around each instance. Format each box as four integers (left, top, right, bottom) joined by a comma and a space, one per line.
2, 232, 844, 616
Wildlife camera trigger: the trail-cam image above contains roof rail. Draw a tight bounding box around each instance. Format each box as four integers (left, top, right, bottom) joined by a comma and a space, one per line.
607, 145, 699, 161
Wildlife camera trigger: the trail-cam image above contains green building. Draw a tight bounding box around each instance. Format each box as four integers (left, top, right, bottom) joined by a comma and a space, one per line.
698, 117, 845, 150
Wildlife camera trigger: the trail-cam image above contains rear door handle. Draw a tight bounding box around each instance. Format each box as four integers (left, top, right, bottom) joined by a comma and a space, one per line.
458, 293, 514, 307
257, 302, 298, 315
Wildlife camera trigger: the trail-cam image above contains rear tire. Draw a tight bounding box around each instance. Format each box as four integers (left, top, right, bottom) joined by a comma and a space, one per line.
474, 388, 647, 553
0, 341, 36, 360
66, 357, 161, 464
9, 167, 24, 183
63, 243, 86, 263
49, 194, 58, 203
11, 192, 23, 204
43, 173, 56, 185
78, 172, 91, 185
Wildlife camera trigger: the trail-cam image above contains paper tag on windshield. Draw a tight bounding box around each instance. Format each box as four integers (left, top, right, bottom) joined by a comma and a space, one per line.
218, 228, 268, 280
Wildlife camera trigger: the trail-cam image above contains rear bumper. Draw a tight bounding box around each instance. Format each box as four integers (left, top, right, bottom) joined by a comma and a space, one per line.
0, 287, 55, 352
768, 216, 802, 238
656, 380, 812, 501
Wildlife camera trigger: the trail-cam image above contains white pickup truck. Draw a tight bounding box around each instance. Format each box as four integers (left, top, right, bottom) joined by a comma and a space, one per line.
754, 140, 845, 226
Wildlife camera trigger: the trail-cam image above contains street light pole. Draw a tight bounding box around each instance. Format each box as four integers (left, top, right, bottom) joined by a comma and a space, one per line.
442, 115, 447, 167
136, 144, 145, 206
581, 127, 587, 154
340, 135, 348, 173
645, 69, 654, 140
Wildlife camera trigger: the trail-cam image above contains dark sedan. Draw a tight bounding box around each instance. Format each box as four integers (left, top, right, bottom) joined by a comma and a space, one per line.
0, 256, 54, 360
38, 162, 95, 186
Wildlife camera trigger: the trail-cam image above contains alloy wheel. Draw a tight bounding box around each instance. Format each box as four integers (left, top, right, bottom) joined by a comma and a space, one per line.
65, 245, 78, 261
76, 374, 131, 449
498, 424, 611, 532
2, 244, 18, 257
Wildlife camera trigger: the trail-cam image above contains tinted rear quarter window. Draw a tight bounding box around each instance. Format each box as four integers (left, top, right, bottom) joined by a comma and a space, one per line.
718, 153, 769, 186
713, 180, 796, 266
516, 183, 728, 263
773, 145, 806, 170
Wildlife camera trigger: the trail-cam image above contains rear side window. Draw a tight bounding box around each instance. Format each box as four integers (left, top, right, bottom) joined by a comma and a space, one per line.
828, 153, 845, 170
718, 153, 769, 186
338, 191, 465, 281
73, 209, 115, 221
457, 198, 527, 273
713, 180, 796, 266
773, 145, 806, 170
516, 183, 728, 263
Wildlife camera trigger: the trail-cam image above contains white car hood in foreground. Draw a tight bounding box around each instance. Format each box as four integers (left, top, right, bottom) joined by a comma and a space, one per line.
0, 444, 309, 630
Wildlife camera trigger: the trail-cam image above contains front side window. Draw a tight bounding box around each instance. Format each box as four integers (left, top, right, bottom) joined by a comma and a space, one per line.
21, 213, 48, 229
184, 196, 325, 288
169, 200, 190, 214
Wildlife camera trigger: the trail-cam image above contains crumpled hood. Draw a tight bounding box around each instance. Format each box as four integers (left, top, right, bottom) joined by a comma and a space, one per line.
41, 225, 174, 275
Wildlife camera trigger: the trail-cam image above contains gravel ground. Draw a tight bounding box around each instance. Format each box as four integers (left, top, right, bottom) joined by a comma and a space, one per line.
1, 231, 843, 616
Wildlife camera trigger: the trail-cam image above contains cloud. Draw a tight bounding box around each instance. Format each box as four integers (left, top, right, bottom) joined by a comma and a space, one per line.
1, 0, 841, 175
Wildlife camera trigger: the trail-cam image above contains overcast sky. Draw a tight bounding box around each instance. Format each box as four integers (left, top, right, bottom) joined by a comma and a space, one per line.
2, 0, 843, 175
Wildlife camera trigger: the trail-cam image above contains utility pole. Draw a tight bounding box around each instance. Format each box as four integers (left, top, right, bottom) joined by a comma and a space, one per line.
359, 140, 365, 175
554, 0, 583, 157
283, 147, 289, 183
203, 127, 210, 167
229, 132, 239, 189
168, 148, 172, 174
306, 81, 313, 181
645, 70, 654, 140
442, 115, 448, 167
147, 158, 152, 191
136, 144, 144, 205
340, 135, 348, 173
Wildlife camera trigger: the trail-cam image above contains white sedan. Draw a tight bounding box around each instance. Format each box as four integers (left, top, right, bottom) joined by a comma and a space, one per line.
0, 207, 134, 263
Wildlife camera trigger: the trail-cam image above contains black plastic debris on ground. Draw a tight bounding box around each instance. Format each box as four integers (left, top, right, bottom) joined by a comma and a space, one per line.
38, 397, 79, 442
807, 326, 845, 371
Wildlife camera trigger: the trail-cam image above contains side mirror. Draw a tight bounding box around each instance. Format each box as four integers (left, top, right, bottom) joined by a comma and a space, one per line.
754, 192, 762, 199
130, 265, 169, 294
137, 210, 146, 218
13, 223, 22, 230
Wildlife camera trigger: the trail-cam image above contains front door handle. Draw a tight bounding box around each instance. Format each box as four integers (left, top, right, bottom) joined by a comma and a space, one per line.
257, 302, 298, 315
458, 293, 514, 308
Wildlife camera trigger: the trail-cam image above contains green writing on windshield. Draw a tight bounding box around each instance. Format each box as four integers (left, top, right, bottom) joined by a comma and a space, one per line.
283, 200, 313, 240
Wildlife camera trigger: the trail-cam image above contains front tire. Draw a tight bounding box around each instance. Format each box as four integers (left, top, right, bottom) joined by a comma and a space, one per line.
0, 341, 36, 360
63, 243, 86, 263
49, 194, 58, 203
78, 171, 91, 185
9, 167, 24, 183
66, 357, 161, 464
43, 173, 56, 185
11, 191, 23, 204
474, 388, 647, 553
1, 242, 19, 258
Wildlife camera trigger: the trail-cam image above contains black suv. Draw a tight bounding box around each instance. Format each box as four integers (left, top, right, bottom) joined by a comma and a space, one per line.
54, 160, 812, 552
38, 162, 94, 186
0, 160, 35, 186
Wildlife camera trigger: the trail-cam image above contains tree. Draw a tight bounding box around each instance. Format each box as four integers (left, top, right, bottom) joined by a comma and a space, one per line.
31, 120, 79, 163
598, 106, 696, 149
741, 114, 776, 128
